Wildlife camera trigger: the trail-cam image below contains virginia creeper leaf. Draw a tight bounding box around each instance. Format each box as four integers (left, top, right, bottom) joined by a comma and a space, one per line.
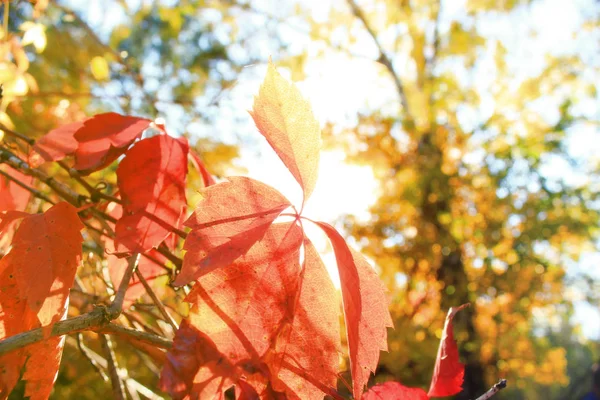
250, 63, 321, 202
115, 134, 188, 254
268, 237, 341, 399
0, 264, 31, 398
0, 165, 34, 251
73, 112, 151, 174
0, 210, 29, 236
315, 221, 393, 400
0, 204, 81, 400
29, 120, 82, 167
362, 382, 429, 400
0, 202, 83, 327
0, 165, 33, 212
427, 304, 469, 398
189, 148, 216, 187
162, 223, 304, 399
174, 176, 291, 285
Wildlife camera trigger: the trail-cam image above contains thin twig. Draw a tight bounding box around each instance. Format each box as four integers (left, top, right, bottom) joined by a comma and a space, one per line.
345, 0, 413, 120
77, 333, 109, 381
475, 379, 507, 400
109, 254, 140, 317
100, 334, 126, 400
65, 336, 166, 400
57, 160, 122, 204
0, 168, 55, 204
97, 323, 173, 349
135, 268, 179, 331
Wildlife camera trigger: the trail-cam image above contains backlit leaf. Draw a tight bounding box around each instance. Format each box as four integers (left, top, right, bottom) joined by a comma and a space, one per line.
174, 176, 291, 285
115, 134, 188, 254
268, 237, 341, 399
0, 202, 83, 327
427, 304, 469, 397
250, 63, 321, 203
362, 382, 429, 400
29, 121, 82, 167
0, 203, 82, 399
161, 223, 304, 399
73, 112, 151, 174
315, 221, 393, 400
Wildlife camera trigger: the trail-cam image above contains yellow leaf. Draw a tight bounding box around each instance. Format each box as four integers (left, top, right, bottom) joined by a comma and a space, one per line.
250, 63, 321, 202
90, 56, 110, 81
20, 22, 47, 53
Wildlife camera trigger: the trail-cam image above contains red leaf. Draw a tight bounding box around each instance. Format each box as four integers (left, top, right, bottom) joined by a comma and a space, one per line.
174, 176, 291, 285
427, 304, 469, 398
29, 120, 82, 167
115, 134, 188, 254
362, 382, 429, 400
0, 210, 29, 235
189, 148, 216, 187
0, 166, 34, 251
315, 221, 393, 400
0, 165, 33, 212
250, 63, 321, 203
267, 237, 341, 399
0, 203, 82, 399
0, 264, 31, 397
73, 112, 151, 174
161, 223, 304, 399
0, 202, 83, 327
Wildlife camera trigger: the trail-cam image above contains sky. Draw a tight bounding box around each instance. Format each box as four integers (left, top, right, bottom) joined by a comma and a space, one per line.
65, 0, 600, 337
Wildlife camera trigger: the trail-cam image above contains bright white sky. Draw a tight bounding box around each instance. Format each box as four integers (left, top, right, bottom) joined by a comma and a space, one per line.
68, 0, 600, 337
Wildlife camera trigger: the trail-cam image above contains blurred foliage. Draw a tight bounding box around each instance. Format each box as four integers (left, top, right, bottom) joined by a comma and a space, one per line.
313, 0, 600, 399
1, 0, 599, 399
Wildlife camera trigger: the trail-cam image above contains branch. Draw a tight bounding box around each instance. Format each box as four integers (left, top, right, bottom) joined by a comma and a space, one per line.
0, 168, 54, 204
0, 253, 175, 356
97, 323, 173, 349
345, 0, 413, 121
135, 268, 179, 331
109, 254, 140, 317
475, 379, 507, 400
100, 334, 126, 400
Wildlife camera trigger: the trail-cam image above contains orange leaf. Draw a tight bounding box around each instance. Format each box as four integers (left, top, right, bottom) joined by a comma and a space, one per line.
268, 236, 341, 399
362, 382, 429, 400
174, 176, 291, 285
161, 223, 304, 399
0, 202, 83, 328
29, 120, 82, 167
0, 203, 82, 399
0, 165, 33, 212
0, 165, 34, 251
315, 221, 393, 400
250, 63, 321, 203
427, 304, 469, 397
73, 112, 151, 174
115, 134, 188, 254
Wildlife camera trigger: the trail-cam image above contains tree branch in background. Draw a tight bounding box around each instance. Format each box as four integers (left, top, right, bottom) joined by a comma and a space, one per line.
100, 334, 126, 400
345, 0, 413, 122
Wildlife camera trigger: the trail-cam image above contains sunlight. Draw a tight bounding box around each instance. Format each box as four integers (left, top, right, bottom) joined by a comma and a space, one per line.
244, 148, 379, 288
